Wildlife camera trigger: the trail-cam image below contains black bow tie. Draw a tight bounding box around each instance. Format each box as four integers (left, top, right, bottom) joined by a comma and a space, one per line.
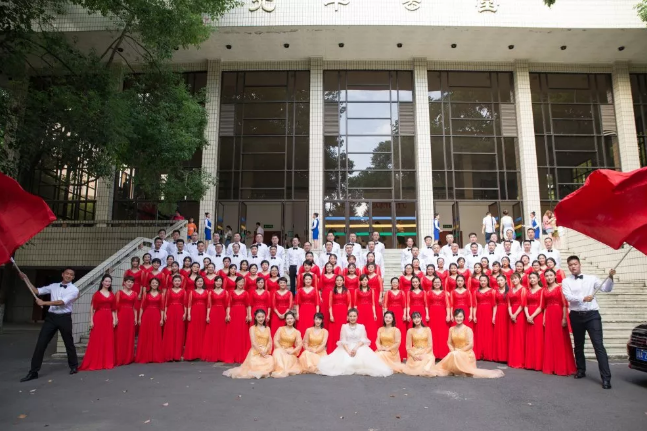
177, 251, 183, 254
434, 254, 439, 257
407, 248, 411, 251
547, 249, 553, 252
506, 253, 511, 255
427, 246, 432, 249
489, 252, 495, 255
271, 257, 276, 259
233, 255, 238, 257
529, 239, 534, 242
198, 253, 203, 255
60, 284, 67, 289
252, 255, 258, 258
192, 243, 197, 246
575, 275, 584, 280
293, 247, 298, 250
215, 255, 221, 257
327, 253, 331, 255
473, 255, 478, 257
453, 254, 458, 256
154, 250, 160, 252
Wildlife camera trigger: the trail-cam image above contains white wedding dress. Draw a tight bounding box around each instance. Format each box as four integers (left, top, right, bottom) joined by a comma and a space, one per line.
317, 323, 393, 377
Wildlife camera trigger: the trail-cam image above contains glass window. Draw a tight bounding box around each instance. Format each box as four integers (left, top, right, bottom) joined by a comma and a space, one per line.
243, 103, 287, 119
453, 154, 497, 171
346, 136, 391, 153
242, 136, 286, 153
347, 86, 391, 102
630, 74, 647, 167
346, 103, 392, 118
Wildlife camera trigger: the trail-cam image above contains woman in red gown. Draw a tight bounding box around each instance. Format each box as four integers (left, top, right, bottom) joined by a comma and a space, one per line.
140, 253, 153, 274
363, 252, 381, 276
450, 275, 473, 329
355, 274, 378, 345
163, 255, 175, 276
266, 266, 281, 295
513, 261, 526, 288
249, 277, 272, 329
114, 276, 137, 366
344, 264, 360, 303
124, 257, 144, 303
164, 262, 184, 291
500, 257, 513, 285
224, 263, 238, 292
489, 262, 503, 288
295, 273, 319, 337
162, 275, 187, 362
184, 277, 209, 360
297, 260, 320, 290
80, 275, 117, 371
524, 272, 544, 371
537, 254, 548, 273
180, 256, 193, 278
542, 269, 576, 376
237, 260, 250, 278
427, 276, 450, 359
135, 278, 164, 364
202, 276, 229, 362
145, 258, 167, 293
456, 257, 471, 281
407, 276, 429, 327
469, 263, 484, 297
480, 257, 491, 276
200, 258, 212, 277
421, 264, 436, 293
185, 263, 201, 292
271, 278, 293, 339
521, 255, 532, 273
366, 264, 383, 317
445, 263, 459, 293
545, 258, 565, 284
384, 277, 408, 359
399, 264, 414, 292
507, 273, 527, 368
493, 275, 510, 363
474, 275, 496, 361
328, 276, 352, 353
258, 261, 271, 281
222, 276, 251, 363
411, 258, 424, 279
320, 263, 337, 328
245, 264, 261, 292
435, 258, 448, 286
203, 263, 218, 291
218, 257, 231, 280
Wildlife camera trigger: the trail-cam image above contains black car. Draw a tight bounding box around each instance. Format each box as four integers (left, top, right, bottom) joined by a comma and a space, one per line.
628, 323, 647, 372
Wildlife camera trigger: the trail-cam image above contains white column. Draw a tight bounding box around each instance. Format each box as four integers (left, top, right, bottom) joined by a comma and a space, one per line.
413, 58, 434, 244
308, 57, 324, 245
513, 61, 541, 230
198, 60, 222, 234
612, 61, 641, 172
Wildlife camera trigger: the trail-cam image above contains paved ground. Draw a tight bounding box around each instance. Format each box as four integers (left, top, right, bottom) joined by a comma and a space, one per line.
1, 328, 646, 431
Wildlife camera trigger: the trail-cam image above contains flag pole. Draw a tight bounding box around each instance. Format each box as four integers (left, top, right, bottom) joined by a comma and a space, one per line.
9, 257, 41, 302
593, 245, 633, 296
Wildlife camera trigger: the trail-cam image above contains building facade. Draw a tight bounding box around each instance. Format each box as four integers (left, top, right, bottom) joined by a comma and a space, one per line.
27, 0, 647, 248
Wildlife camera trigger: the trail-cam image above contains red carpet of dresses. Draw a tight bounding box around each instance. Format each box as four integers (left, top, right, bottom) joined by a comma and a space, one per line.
524, 289, 544, 371
80, 291, 116, 371
201, 289, 229, 362
492, 289, 509, 362
114, 290, 137, 366
542, 286, 576, 376
184, 290, 209, 360
384, 290, 408, 359
295, 287, 319, 337
428, 290, 450, 359
355, 289, 378, 347
474, 289, 496, 361
135, 292, 164, 364
162, 288, 186, 361
328, 290, 351, 354
222, 290, 251, 363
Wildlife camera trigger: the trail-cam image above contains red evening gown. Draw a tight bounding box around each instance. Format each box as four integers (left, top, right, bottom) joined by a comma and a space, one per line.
222, 291, 251, 363
249, 289, 272, 328
203, 275, 217, 291
407, 290, 428, 327
367, 275, 383, 317
184, 289, 209, 360
135, 292, 164, 364
124, 268, 144, 309
271, 290, 293, 339
320, 274, 336, 327
450, 289, 473, 329
355, 289, 378, 347
114, 290, 137, 366
202, 289, 229, 362
542, 286, 576, 376
245, 276, 260, 293
80, 291, 116, 371
399, 275, 412, 292
474, 289, 496, 361
384, 290, 408, 360
445, 276, 457, 293
295, 287, 319, 337
436, 270, 448, 287
507, 287, 527, 368
162, 288, 186, 361
428, 290, 450, 359
501, 268, 514, 285
266, 278, 280, 295
344, 275, 359, 305
421, 276, 435, 293
224, 276, 238, 292
524, 289, 544, 371
328, 290, 351, 353
493, 289, 509, 363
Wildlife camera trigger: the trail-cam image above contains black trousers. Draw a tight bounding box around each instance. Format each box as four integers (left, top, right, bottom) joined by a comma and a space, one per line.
289, 265, 298, 295
30, 312, 78, 373
570, 310, 611, 381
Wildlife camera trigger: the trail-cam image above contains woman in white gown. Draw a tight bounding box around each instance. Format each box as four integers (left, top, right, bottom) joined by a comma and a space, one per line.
317, 308, 393, 377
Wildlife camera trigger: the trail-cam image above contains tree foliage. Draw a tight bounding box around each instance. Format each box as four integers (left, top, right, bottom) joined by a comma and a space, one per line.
0, 0, 239, 215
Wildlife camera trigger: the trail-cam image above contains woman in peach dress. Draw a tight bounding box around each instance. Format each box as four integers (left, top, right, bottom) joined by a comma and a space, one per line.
436, 309, 504, 379
375, 311, 404, 373
271, 312, 303, 378
402, 312, 438, 377
222, 309, 274, 379
299, 313, 329, 373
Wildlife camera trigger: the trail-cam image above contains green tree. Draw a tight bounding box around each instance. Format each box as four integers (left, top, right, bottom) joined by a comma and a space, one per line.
0, 0, 239, 215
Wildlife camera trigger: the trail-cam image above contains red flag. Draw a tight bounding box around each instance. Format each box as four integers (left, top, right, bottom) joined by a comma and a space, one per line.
0, 173, 57, 264
554, 167, 647, 255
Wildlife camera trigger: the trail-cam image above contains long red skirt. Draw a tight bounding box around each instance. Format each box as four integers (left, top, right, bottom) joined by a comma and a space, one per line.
356, 303, 378, 348
297, 303, 317, 339
201, 304, 227, 362
222, 305, 250, 363
184, 301, 208, 360
524, 306, 544, 371
429, 304, 450, 359
114, 307, 136, 366
507, 316, 526, 369
474, 304, 495, 361
135, 308, 164, 364
542, 305, 576, 376
80, 309, 115, 371
492, 305, 509, 363
328, 303, 348, 354
162, 302, 185, 361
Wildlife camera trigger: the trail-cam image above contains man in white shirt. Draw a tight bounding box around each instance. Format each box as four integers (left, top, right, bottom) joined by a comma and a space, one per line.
441, 234, 457, 257
420, 236, 436, 263
525, 228, 541, 255
209, 243, 225, 272
363, 241, 379, 263
501, 240, 518, 263
325, 231, 341, 255
172, 239, 191, 265
503, 229, 521, 255
318, 241, 339, 269
347, 233, 363, 257
519, 241, 537, 263
370, 231, 385, 255
488, 233, 504, 254
463, 232, 483, 256
267, 246, 284, 276
562, 255, 615, 389
249, 233, 269, 259
19, 268, 80, 381
402, 246, 426, 271
149, 237, 169, 263
165, 229, 182, 255
270, 234, 286, 261
247, 244, 264, 268
425, 243, 443, 268
445, 243, 462, 266
303, 241, 313, 256
364, 249, 385, 276
226, 233, 247, 257
482, 211, 497, 243
540, 237, 561, 268
206, 233, 222, 256
400, 237, 415, 269
186, 231, 200, 255
340, 243, 357, 270
157, 229, 172, 253
192, 241, 209, 269
483, 241, 501, 264
255, 222, 264, 237
286, 237, 306, 290
466, 243, 482, 270
229, 243, 244, 269
327, 254, 342, 270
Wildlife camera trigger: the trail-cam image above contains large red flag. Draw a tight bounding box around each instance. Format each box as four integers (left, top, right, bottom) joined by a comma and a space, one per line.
0, 172, 57, 264
554, 167, 647, 255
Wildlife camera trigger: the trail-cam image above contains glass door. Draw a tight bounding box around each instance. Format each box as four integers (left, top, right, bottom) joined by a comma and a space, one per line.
216, 202, 225, 236
371, 201, 394, 249
512, 202, 522, 240
239, 202, 247, 241
488, 202, 500, 238
395, 202, 417, 249
349, 201, 370, 249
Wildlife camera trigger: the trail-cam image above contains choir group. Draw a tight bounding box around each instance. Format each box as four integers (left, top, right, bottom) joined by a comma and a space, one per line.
77, 228, 576, 379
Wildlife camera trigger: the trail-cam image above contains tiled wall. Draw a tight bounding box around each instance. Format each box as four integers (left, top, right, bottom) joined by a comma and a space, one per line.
612, 62, 642, 172
308, 57, 324, 243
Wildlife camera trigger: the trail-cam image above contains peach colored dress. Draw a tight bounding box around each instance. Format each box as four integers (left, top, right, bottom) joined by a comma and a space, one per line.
402, 327, 438, 377
299, 328, 328, 373
222, 326, 274, 379
272, 327, 303, 378
436, 325, 505, 378
375, 327, 404, 373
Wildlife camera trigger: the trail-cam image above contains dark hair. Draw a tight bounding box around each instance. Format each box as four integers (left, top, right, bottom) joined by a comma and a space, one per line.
383, 310, 397, 327
176, 239, 185, 245
151, 258, 162, 265
432, 276, 443, 290
284, 311, 297, 329
453, 308, 465, 318
333, 275, 347, 293
543, 268, 557, 283
359, 274, 370, 291
253, 309, 267, 326
313, 312, 325, 328
172, 274, 183, 282
496, 274, 509, 294
98, 274, 113, 292
255, 277, 265, 288
410, 275, 421, 290
390, 277, 399, 285
123, 275, 135, 283
478, 274, 490, 289
303, 273, 314, 283
410, 311, 425, 327
455, 274, 466, 287
347, 308, 358, 316
528, 271, 543, 287
131, 256, 140, 264
567, 255, 580, 264
278, 277, 288, 284
234, 275, 245, 288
